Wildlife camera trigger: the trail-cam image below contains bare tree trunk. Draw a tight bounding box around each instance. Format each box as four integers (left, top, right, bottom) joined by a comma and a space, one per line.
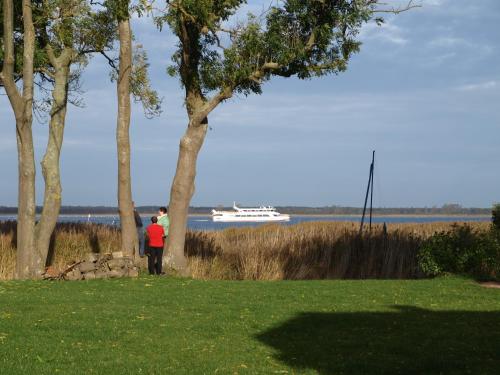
167, 118, 208, 274
165, 15, 233, 275
18, 0, 36, 279
1, 0, 37, 279
116, 18, 137, 258
15, 115, 36, 278
35, 50, 71, 276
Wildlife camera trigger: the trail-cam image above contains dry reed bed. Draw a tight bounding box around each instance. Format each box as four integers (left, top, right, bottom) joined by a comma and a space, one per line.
0, 222, 120, 280
0, 220, 490, 280
186, 221, 490, 280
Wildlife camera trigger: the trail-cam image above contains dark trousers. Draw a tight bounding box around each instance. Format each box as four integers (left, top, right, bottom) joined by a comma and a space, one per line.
147, 246, 163, 275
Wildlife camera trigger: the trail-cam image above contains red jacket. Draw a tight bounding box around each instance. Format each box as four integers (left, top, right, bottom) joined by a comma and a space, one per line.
146, 224, 165, 248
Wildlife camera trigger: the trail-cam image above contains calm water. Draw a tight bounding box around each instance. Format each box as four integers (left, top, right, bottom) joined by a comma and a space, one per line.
0, 214, 491, 231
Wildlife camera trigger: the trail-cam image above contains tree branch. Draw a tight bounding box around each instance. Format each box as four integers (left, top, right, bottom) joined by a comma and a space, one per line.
193, 86, 233, 124
374, 0, 421, 14
169, 1, 197, 24
2, 0, 23, 109
21, 0, 35, 107
211, 30, 225, 50
45, 44, 58, 66
195, 59, 281, 121
248, 62, 281, 83
100, 51, 119, 71
36, 67, 56, 80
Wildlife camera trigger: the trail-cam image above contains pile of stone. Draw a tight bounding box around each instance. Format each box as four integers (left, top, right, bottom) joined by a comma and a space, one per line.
44, 252, 139, 280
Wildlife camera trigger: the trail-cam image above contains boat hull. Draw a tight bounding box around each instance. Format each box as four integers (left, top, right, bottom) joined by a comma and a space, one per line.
212, 215, 290, 223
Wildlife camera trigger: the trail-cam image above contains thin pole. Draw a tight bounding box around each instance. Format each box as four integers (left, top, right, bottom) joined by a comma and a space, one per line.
360, 150, 375, 234
369, 151, 375, 231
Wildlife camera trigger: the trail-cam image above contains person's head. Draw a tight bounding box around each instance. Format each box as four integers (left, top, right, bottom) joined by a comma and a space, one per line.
158, 206, 167, 215
151, 216, 158, 224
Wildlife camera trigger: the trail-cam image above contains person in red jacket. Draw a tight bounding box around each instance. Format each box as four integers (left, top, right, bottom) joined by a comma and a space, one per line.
145, 216, 165, 275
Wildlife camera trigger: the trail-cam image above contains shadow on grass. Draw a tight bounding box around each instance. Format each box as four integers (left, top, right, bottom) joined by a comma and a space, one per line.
256, 306, 500, 375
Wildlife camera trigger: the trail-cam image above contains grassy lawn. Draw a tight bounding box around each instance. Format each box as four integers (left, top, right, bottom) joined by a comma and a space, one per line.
0, 276, 499, 374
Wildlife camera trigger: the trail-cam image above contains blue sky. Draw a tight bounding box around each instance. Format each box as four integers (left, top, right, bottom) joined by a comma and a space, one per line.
1, 0, 499, 207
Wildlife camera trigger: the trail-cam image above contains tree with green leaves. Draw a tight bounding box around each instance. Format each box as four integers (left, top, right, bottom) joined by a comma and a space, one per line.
0, 0, 37, 278
1, 0, 116, 278
35, 0, 116, 276
102, 0, 161, 259
152, 0, 417, 274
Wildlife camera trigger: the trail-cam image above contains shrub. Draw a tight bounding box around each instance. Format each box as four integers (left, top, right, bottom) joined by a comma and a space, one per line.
492, 203, 500, 231
418, 224, 500, 280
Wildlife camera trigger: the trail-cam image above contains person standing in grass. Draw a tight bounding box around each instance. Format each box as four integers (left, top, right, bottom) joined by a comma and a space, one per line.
145, 216, 165, 275
133, 202, 145, 257
157, 206, 170, 238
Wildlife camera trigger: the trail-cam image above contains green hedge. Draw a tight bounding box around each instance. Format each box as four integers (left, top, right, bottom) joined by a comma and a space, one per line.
492, 203, 500, 231
418, 224, 500, 281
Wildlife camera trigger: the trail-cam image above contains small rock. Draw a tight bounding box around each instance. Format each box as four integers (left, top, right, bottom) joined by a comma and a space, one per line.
66, 268, 82, 281
86, 253, 99, 263
79, 261, 98, 273
108, 269, 126, 278
127, 268, 139, 278
43, 266, 59, 278
112, 251, 123, 259
107, 258, 126, 270
94, 270, 108, 279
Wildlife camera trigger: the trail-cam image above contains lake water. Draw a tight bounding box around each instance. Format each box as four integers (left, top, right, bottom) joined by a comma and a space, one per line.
0, 214, 491, 231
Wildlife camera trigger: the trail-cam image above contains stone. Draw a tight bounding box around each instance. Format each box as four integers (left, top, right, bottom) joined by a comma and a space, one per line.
108, 269, 126, 278
127, 268, 139, 278
99, 253, 112, 263
66, 268, 82, 281
122, 257, 133, 266
107, 258, 126, 270
79, 261, 98, 273
51, 253, 141, 281
112, 251, 123, 259
44, 266, 59, 278
86, 253, 99, 262
94, 270, 108, 279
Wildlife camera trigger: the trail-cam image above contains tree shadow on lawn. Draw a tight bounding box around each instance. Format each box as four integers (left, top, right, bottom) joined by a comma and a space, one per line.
256, 306, 500, 375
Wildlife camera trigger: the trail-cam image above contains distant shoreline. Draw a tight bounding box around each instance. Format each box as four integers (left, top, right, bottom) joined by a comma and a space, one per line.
0, 213, 491, 218
187, 213, 491, 218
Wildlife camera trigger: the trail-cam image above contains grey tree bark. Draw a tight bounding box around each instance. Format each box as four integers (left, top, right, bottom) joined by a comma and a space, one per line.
116, 18, 137, 259
165, 15, 234, 275
167, 115, 208, 274
1, 0, 37, 279
34, 47, 73, 275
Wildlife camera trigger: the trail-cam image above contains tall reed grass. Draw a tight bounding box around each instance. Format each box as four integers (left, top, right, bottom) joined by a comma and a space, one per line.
0, 221, 120, 280
0, 220, 490, 280
186, 221, 490, 280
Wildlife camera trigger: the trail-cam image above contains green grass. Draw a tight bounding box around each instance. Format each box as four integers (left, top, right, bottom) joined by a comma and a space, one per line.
0, 276, 499, 374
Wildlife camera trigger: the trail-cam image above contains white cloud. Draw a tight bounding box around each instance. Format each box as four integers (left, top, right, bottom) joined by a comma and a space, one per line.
428, 36, 470, 48
422, 51, 456, 67
360, 22, 409, 46
209, 90, 432, 134
424, 34, 493, 68
424, 0, 447, 6
456, 80, 498, 92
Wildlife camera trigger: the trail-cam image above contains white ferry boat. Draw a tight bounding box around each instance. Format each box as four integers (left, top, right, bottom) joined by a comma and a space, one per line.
211, 203, 291, 223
